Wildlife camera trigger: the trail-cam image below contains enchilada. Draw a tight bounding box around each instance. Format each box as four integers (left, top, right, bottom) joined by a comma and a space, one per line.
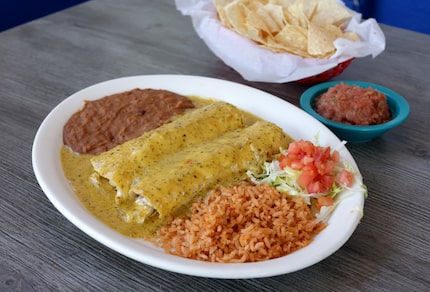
90, 101, 248, 202
125, 120, 291, 223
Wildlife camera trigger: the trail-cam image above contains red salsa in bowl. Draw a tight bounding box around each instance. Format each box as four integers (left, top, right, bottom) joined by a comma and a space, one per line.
314, 83, 391, 126
300, 81, 410, 143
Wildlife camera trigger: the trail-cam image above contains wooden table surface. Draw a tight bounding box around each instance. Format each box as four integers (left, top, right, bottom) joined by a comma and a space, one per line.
1, 0, 429, 291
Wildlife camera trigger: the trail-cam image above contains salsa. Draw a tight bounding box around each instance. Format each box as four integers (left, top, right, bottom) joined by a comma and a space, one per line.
314, 83, 391, 125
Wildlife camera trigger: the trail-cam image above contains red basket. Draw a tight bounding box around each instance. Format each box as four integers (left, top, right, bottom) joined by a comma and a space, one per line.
296, 58, 354, 84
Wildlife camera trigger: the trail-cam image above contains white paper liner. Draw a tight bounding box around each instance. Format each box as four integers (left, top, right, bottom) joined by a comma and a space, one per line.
176, 0, 386, 83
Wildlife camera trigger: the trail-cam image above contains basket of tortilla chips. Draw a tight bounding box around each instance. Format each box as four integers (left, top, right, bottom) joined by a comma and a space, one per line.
176, 0, 385, 83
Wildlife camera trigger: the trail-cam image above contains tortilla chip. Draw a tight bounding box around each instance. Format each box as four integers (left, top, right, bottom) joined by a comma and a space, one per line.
213, 0, 358, 58
342, 31, 360, 41
213, 0, 233, 28
273, 23, 308, 55
307, 22, 341, 56
224, 0, 249, 35
310, 0, 352, 27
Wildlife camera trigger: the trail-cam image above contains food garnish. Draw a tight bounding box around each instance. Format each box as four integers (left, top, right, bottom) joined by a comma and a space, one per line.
248, 138, 367, 222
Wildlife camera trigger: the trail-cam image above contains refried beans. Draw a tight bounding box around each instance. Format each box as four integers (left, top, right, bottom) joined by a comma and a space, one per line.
314, 83, 391, 126
63, 88, 195, 154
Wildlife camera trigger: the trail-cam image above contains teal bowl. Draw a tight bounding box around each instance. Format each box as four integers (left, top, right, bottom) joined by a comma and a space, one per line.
300, 81, 410, 143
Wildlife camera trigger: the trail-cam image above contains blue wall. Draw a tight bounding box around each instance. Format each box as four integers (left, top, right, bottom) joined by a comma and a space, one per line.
1, 1, 429, 35
346, 0, 430, 35
0, 0, 88, 32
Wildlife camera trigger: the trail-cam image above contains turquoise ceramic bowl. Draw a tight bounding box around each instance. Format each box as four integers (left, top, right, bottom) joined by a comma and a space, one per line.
300, 81, 410, 143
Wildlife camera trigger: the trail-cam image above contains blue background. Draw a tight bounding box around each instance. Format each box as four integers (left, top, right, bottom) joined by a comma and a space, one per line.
0, 0, 89, 32
345, 0, 430, 35
0, 1, 429, 35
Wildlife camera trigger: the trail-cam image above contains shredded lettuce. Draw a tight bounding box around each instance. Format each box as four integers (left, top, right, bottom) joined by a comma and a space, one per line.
247, 139, 367, 222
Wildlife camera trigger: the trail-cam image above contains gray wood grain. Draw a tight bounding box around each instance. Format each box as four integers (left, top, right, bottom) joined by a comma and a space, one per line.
1, 0, 429, 291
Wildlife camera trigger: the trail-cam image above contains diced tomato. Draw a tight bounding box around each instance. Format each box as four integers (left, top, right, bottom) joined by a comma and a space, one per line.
299, 140, 314, 155
320, 174, 335, 191
316, 196, 334, 210
302, 155, 314, 165
318, 159, 335, 175
298, 170, 316, 189
287, 140, 302, 155
331, 150, 340, 163
302, 174, 333, 194
290, 160, 304, 170
279, 154, 291, 169
302, 164, 317, 173
337, 169, 354, 187
307, 181, 321, 194
281, 140, 345, 194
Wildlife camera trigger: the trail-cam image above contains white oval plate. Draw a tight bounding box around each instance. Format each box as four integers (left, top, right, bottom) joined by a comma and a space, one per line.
32, 75, 365, 279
